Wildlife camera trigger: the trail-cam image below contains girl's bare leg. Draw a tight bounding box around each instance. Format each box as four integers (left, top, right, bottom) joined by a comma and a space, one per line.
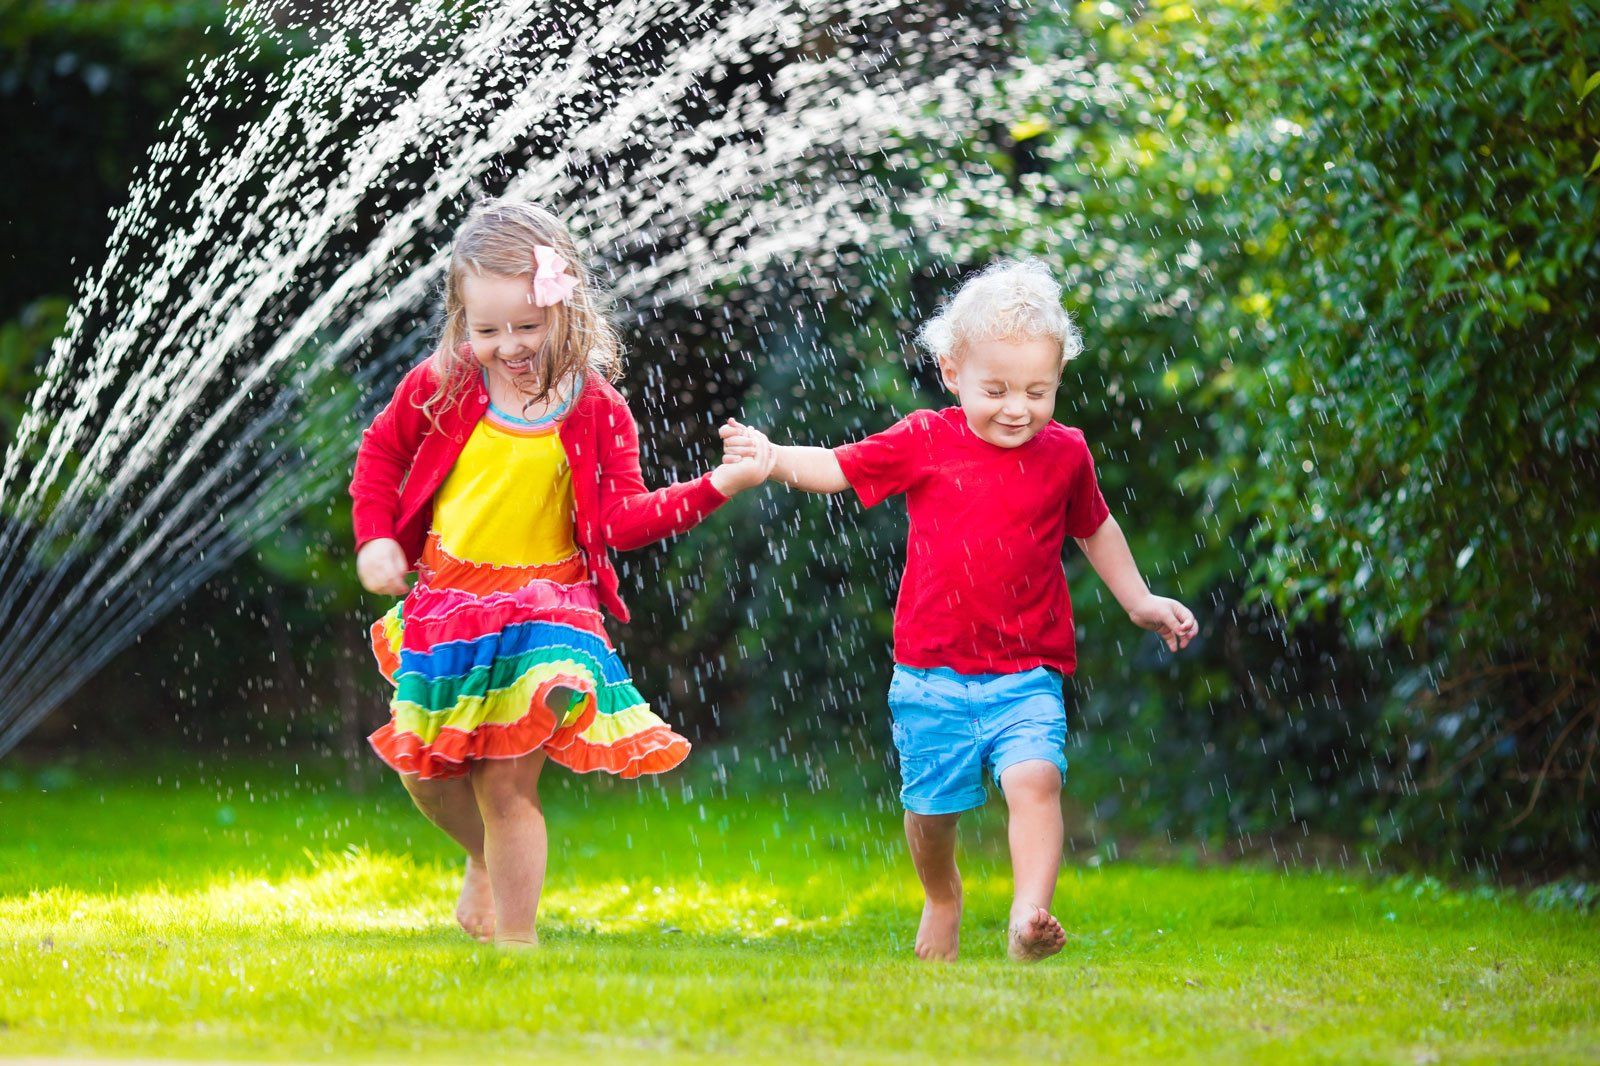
1000, 760, 1067, 961
904, 811, 963, 961
470, 752, 548, 947
400, 772, 495, 941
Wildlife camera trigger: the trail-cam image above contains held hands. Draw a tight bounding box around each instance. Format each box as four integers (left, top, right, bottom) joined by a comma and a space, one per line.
1128, 594, 1200, 653
711, 418, 776, 496
356, 538, 411, 597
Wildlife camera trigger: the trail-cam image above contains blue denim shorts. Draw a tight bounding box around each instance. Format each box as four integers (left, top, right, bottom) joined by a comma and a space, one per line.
886, 665, 1068, 815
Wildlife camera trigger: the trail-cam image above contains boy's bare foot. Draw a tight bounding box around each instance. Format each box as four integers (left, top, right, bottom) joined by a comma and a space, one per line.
1008, 905, 1065, 962
456, 857, 495, 942
914, 898, 962, 962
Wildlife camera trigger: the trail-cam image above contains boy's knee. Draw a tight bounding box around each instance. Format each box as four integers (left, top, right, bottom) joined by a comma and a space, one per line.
904, 810, 961, 841
1000, 761, 1062, 805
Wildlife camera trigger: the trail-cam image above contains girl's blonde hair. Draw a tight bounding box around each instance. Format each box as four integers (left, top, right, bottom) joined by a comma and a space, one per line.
421, 199, 621, 426
917, 258, 1083, 366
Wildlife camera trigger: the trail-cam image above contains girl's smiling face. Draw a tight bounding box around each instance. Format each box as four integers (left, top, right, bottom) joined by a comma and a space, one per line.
939, 336, 1062, 448
462, 272, 551, 389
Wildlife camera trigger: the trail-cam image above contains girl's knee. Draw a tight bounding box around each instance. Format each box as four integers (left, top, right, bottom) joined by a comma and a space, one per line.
477, 793, 535, 824
402, 773, 458, 813
471, 761, 541, 821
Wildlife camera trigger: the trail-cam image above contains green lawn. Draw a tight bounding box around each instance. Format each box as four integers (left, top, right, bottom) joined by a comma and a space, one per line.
0, 756, 1595, 1064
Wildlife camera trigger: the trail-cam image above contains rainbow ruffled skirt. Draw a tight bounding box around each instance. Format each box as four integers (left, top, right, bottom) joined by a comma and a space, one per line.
368, 575, 690, 781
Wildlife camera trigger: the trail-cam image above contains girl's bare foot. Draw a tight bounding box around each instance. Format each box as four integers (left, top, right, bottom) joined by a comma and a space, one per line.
914, 898, 962, 962
494, 932, 539, 950
456, 857, 495, 942
1008, 905, 1065, 962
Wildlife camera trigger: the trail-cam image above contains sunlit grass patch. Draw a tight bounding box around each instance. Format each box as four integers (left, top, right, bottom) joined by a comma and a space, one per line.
0, 757, 1596, 1063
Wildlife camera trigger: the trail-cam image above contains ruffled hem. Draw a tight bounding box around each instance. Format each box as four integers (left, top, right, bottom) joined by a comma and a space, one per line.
370, 708, 690, 781
546, 724, 692, 779
367, 576, 688, 781
371, 615, 401, 685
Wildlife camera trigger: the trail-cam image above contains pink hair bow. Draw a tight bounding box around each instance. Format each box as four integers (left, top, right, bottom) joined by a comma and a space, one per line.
531, 244, 580, 307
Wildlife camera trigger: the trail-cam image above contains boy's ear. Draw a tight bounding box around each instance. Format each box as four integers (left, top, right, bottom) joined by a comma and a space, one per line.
937, 355, 960, 393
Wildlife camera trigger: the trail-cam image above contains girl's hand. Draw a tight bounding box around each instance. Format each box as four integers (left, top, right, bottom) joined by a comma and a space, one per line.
357, 538, 411, 597
1128, 594, 1199, 652
711, 418, 777, 496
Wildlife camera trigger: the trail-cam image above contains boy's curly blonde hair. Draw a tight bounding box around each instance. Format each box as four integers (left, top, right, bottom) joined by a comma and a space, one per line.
421, 199, 621, 428
917, 258, 1083, 366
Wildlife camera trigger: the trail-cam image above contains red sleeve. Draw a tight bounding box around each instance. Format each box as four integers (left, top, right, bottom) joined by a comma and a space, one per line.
1063, 429, 1111, 538
348, 361, 433, 551
833, 411, 933, 508
596, 391, 729, 551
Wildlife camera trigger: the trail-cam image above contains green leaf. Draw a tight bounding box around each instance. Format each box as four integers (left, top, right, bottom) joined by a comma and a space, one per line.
1588, 147, 1600, 177
1582, 71, 1600, 103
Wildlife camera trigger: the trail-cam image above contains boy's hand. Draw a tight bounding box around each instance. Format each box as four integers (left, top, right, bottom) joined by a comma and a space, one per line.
710, 418, 776, 496
1128, 594, 1199, 652
357, 538, 411, 597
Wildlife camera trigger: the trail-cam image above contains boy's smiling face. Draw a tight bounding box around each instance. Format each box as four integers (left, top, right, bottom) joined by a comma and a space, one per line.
939, 336, 1062, 449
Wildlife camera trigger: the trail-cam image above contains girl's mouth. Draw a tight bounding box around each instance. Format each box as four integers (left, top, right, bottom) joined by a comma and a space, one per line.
502, 357, 532, 374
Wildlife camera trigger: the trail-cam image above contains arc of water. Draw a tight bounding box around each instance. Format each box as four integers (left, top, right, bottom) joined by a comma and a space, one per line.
0, 0, 546, 623
0, 0, 828, 707
0, 1, 439, 527
0, 0, 632, 675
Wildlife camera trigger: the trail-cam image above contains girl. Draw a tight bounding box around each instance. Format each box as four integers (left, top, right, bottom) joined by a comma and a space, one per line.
721, 259, 1197, 963
349, 199, 773, 947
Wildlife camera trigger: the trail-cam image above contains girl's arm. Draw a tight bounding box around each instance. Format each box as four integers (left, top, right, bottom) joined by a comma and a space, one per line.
1075, 515, 1199, 652
349, 363, 437, 595
597, 402, 759, 551
720, 420, 848, 494
349, 362, 432, 551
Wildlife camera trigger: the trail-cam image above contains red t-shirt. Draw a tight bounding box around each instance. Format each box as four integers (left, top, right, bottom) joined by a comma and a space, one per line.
834, 407, 1110, 675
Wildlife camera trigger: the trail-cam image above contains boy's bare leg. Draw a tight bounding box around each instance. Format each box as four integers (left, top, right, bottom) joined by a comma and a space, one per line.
400, 772, 495, 941
471, 752, 548, 948
1000, 760, 1067, 961
904, 811, 963, 961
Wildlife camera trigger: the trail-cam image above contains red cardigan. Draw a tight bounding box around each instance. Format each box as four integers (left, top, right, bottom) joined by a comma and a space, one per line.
349, 358, 728, 623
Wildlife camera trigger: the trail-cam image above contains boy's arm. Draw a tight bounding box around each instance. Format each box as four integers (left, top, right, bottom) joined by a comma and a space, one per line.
771, 444, 850, 494
720, 420, 849, 494
1075, 515, 1199, 652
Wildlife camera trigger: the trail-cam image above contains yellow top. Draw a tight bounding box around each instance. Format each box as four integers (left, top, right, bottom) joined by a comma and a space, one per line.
432, 409, 578, 568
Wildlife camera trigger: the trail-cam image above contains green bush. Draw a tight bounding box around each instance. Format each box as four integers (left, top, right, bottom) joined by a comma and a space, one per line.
659, 0, 1599, 873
